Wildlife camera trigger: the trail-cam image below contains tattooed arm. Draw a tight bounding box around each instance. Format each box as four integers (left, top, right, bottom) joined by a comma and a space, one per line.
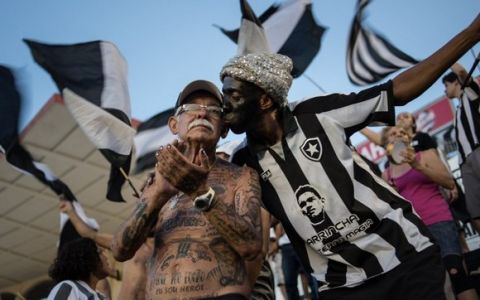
246, 208, 271, 287
204, 166, 263, 261
111, 170, 177, 262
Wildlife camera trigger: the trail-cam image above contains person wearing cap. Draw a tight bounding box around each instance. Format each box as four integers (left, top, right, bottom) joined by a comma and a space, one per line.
220, 15, 480, 300
112, 80, 263, 300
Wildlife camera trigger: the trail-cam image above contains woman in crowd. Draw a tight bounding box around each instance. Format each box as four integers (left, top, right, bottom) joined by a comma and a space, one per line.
382, 126, 478, 300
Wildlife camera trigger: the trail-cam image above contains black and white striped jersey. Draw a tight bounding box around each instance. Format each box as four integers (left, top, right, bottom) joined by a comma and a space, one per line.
232, 81, 434, 291
455, 79, 480, 164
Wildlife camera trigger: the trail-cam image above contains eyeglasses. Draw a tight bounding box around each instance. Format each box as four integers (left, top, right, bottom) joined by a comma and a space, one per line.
175, 103, 223, 118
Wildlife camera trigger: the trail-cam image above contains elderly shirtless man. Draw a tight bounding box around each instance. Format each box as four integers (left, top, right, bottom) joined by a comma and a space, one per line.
112, 80, 263, 300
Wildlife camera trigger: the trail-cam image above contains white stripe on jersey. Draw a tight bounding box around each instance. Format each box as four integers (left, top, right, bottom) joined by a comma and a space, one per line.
463, 96, 479, 145
320, 90, 390, 128
456, 83, 480, 163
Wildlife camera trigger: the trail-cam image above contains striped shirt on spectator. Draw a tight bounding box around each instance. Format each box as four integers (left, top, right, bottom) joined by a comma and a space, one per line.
454, 79, 480, 164
231, 81, 434, 292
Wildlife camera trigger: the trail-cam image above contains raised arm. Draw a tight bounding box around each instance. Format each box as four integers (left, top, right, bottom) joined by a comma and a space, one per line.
450, 62, 469, 84
111, 171, 176, 262
393, 14, 480, 105
359, 128, 383, 146
59, 200, 113, 249
204, 167, 263, 261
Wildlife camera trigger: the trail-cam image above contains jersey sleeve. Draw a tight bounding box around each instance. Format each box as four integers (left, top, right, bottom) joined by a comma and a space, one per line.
293, 81, 395, 137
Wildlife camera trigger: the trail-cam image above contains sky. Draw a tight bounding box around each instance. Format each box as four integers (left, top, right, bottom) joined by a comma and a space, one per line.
1, 0, 478, 145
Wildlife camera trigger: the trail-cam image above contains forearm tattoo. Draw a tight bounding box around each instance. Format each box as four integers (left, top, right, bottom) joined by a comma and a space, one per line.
117, 200, 159, 257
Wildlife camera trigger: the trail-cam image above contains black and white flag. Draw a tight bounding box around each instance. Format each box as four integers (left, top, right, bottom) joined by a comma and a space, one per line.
236, 0, 271, 54
0, 65, 75, 200
346, 0, 419, 86
0, 65, 96, 249
25, 39, 135, 202
218, 0, 326, 78
58, 199, 99, 252
133, 108, 175, 174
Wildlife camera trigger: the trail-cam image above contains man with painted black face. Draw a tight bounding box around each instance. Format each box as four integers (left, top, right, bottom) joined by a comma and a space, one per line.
221, 15, 480, 300
112, 80, 263, 300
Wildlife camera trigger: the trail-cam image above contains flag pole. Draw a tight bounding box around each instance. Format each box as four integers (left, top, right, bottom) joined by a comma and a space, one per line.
461, 51, 480, 90
470, 49, 480, 74
119, 167, 140, 198
302, 73, 327, 94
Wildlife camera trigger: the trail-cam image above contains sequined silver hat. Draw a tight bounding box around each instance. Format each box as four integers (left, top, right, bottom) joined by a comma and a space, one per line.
220, 53, 293, 106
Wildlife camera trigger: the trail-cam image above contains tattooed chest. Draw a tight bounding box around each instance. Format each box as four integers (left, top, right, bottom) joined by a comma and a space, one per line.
147, 236, 247, 298
158, 209, 211, 233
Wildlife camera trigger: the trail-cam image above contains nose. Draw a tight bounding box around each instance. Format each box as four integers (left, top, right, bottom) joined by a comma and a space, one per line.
193, 106, 209, 118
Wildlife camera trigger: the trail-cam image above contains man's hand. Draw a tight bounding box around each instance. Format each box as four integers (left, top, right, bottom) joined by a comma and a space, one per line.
140, 167, 178, 209
59, 199, 74, 215
155, 139, 211, 198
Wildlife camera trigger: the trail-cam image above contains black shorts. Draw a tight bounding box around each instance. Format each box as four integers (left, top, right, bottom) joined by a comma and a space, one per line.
320, 246, 446, 300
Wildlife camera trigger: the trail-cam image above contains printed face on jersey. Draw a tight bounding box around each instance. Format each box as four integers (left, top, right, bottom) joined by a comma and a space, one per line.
295, 185, 326, 225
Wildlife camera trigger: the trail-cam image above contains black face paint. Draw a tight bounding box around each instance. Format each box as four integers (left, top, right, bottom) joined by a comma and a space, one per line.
222, 77, 265, 134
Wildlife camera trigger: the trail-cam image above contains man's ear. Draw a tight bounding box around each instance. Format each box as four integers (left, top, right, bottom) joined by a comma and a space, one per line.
168, 116, 179, 134
259, 94, 274, 110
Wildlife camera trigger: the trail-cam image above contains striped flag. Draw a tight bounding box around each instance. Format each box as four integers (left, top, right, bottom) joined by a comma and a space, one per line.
236, 0, 271, 54
0, 65, 97, 249
25, 39, 135, 202
0, 65, 74, 199
133, 108, 176, 174
346, 0, 419, 86
217, 0, 326, 78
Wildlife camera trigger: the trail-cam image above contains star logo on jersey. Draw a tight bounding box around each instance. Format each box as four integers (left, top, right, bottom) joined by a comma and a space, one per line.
300, 137, 322, 161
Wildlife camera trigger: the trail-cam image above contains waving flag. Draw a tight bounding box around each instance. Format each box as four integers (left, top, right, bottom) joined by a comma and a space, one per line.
0, 65, 74, 199
58, 200, 99, 251
0, 65, 97, 248
133, 108, 175, 174
346, 0, 419, 86
217, 0, 326, 77
0, 66, 21, 154
25, 39, 135, 202
236, 0, 271, 54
